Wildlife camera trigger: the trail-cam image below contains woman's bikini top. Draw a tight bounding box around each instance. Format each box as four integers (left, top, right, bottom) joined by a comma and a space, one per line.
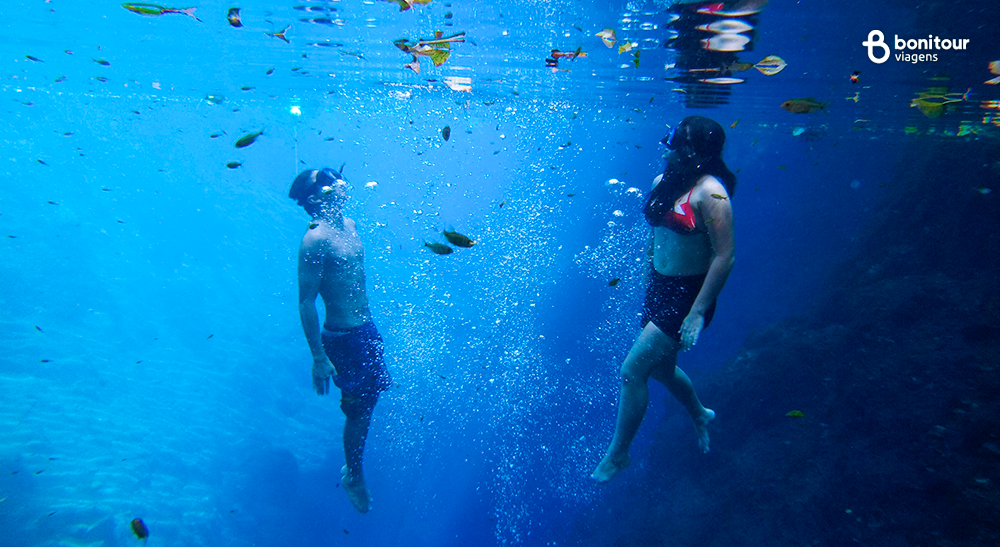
662, 188, 703, 235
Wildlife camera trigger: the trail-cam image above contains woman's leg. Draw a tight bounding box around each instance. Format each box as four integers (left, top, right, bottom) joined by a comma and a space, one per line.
592, 322, 678, 483
651, 364, 715, 453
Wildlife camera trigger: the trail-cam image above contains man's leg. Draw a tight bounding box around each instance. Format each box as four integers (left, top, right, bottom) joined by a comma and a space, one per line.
341, 397, 374, 513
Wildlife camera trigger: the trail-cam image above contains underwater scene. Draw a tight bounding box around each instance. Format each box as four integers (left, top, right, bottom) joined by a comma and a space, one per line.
2, 0, 999, 545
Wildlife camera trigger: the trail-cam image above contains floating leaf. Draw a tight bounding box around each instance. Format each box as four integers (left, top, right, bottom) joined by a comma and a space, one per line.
596, 28, 616, 48
754, 55, 787, 76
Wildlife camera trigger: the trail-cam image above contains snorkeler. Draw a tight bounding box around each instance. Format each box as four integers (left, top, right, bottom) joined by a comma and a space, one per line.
290, 167, 393, 513
592, 116, 736, 483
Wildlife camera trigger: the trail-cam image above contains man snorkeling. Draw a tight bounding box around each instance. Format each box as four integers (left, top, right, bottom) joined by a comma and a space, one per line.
289, 166, 392, 513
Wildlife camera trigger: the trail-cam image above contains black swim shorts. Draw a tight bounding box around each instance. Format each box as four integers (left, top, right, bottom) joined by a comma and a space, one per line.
321, 322, 392, 420
641, 272, 716, 342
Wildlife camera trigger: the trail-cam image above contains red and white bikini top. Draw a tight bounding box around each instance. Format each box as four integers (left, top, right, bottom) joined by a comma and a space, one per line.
662, 188, 700, 235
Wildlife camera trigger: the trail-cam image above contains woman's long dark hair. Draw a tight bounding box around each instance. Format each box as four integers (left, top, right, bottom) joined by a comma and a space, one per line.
644, 116, 737, 227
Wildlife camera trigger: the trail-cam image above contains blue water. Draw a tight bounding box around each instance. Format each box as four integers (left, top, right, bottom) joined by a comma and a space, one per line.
2, 0, 997, 545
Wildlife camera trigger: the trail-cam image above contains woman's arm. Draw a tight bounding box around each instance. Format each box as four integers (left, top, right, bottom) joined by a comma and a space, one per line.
679, 178, 735, 349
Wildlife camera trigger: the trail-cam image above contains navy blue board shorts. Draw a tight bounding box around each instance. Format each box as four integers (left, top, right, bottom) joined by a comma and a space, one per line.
641, 272, 716, 342
321, 322, 392, 420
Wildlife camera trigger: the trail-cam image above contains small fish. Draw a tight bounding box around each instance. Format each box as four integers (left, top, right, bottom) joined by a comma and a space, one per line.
442, 125, 451, 141
850, 70, 860, 83
122, 3, 201, 21
240, 86, 255, 91
47, 201, 58, 205
25, 55, 44, 63
777, 165, 787, 170
596, 28, 616, 48
730, 118, 739, 129
266, 67, 275, 75
35, 326, 43, 332
608, 278, 620, 287
93, 58, 110, 66
234, 130, 263, 148
226, 162, 241, 169
266, 25, 291, 43
40, 359, 51, 363
54, 76, 66, 82
206, 334, 214, 339
780, 98, 826, 114
499, 201, 505, 209
209, 132, 224, 138
37, 159, 48, 166
424, 241, 453, 255
309, 221, 320, 229
711, 193, 729, 200
786, 410, 805, 418
845, 92, 860, 103
551, 47, 586, 60
443, 229, 476, 247
227, 7, 242, 27
130, 518, 149, 540
95, 77, 108, 82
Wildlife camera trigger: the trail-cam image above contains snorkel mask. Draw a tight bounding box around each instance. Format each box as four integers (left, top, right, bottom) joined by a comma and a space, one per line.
662, 123, 696, 163
314, 167, 346, 195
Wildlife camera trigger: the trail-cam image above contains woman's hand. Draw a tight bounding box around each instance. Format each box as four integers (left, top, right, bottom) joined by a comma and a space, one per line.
679, 312, 705, 351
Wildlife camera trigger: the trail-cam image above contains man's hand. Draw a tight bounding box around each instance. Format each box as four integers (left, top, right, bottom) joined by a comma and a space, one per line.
312, 358, 336, 395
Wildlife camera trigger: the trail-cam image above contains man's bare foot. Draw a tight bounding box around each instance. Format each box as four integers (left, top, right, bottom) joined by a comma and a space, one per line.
341, 466, 371, 514
591, 453, 631, 483
694, 408, 715, 453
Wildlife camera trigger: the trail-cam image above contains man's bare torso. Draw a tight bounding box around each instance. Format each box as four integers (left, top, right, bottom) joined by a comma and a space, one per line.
305, 218, 371, 330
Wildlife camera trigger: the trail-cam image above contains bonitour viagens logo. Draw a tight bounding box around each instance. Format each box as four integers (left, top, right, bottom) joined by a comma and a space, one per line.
863, 30, 970, 64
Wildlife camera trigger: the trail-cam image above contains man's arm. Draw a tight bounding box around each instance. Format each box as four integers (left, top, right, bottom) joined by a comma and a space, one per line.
298, 237, 335, 395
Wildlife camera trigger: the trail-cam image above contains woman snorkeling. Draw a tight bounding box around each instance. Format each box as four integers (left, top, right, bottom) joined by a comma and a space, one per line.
592, 116, 736, 483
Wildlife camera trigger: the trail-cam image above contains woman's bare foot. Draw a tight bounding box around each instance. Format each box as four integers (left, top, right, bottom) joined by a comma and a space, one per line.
591, 453, 631, 483
341, 466, 371, 513
694, 408, 715, 453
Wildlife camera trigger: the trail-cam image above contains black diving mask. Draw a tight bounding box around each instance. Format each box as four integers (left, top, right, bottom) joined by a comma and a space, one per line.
313, 168, 348, 195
